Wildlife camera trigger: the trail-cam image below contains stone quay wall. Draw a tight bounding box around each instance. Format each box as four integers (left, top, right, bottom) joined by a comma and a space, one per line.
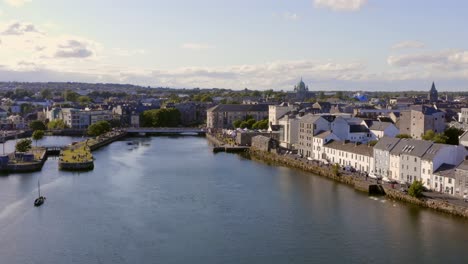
250, 148, 468, 219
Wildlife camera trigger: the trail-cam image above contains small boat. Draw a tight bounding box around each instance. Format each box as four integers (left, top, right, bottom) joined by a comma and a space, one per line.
127, 142, 134, 145
34, 180, 46, 207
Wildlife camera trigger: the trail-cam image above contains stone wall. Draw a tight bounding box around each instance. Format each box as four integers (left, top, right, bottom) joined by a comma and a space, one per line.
250, 148, 468, 219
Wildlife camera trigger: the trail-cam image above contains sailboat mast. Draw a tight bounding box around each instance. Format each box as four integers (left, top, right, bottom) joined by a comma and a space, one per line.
38, 180, 40, 197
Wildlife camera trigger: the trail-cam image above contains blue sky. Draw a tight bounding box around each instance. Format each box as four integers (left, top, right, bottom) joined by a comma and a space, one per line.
0, 0, 467, 91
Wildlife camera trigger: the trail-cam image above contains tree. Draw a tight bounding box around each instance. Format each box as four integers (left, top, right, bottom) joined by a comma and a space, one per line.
408, 180, 424, 198
332, 163, 340, 176
422, 130, 436, 141
63, 90, 80, 102
16, 139, 32, 153
20, 103, 34, 114
87, 121, 111, 136
32, 130, 45, 146
396, 134, 412, 139
140, 108, 181, 127
77, 96, 92, 105
444, 127, 464, 145
41, 89, 52, 99
422, 129, 448, 144
200, 95, 213, 102
368, 140, 378, 146
252, 119, 269, 130
29, 120, 46, 131
48, 119, 69, 129
233, 119, 242, 128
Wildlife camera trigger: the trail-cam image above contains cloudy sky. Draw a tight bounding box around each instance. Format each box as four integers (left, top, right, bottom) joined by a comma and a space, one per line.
0, 0, 467, 91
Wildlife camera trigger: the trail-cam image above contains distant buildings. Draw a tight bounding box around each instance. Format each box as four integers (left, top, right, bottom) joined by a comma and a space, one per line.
206, 104, 269, 129
44, 108, 114, 129
398, 105, 445, 139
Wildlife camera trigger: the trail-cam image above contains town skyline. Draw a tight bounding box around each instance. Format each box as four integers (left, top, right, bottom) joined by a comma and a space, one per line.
1, 0, 468, 91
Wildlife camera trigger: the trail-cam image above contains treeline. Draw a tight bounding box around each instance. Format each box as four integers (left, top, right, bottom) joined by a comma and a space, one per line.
140, 108, 181, 127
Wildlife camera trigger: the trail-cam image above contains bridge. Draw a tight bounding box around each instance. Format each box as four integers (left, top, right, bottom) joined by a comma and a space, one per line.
125, 127, 206, 136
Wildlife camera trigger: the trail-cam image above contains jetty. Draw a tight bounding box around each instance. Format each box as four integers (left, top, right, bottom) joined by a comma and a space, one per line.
0, 147, 48, 173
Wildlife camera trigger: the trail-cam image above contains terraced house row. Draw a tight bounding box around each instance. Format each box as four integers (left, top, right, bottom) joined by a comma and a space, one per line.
267, 108, 468, 198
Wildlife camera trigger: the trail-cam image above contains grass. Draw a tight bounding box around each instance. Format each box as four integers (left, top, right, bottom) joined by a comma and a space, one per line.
60, 142, 93, 163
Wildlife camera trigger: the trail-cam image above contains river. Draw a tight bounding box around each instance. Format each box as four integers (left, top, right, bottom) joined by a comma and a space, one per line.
0, 136, 466, 263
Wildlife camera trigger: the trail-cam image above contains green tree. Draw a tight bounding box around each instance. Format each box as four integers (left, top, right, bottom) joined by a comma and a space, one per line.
252, 119, 269, 130
233, 119, 242, 128
20, 103, 34, 114
32, 130, 45, 146
87, 121, 111, 137
48, 119, 69, 129
77, 96, 92, 105
422, 129, 448, 143
63, 90, 80, 102
16, 138, 32, 153
422, 130, 436, 140
140, 108, 181, 127
444, 127, 464, 145
200, 95, 213, 102
40, 88, 52, 99
408, 180, 424, 198
332, 163, 341, 176
396, 134, 412, 139
29, 120, 46, 131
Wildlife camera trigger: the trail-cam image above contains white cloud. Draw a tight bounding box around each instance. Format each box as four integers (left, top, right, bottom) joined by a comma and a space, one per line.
4, 0, 31, 7
387, 50, 468, 68
181, 43, 215, 51
314, 0, 368, 11
391, 40, 425, 50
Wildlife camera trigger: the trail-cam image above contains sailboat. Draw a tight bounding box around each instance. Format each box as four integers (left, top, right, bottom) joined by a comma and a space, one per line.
34, 180, 46, 207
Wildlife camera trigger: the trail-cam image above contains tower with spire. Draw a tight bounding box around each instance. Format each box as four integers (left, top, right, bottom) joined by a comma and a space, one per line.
428, 82, 438, 103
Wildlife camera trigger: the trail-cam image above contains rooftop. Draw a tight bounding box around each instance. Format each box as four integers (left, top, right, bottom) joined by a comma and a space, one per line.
325, 140, 373, 157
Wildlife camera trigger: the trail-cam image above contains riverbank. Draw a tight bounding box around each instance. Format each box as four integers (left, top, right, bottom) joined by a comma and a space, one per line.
248, 148, 468, 218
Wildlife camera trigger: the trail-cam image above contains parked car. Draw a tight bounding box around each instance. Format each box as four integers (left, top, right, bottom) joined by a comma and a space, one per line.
368, 173, 382, 180
382, 177, 397, 184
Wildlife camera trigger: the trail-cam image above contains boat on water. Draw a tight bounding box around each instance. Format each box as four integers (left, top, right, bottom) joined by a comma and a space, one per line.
34, 180, 46, 207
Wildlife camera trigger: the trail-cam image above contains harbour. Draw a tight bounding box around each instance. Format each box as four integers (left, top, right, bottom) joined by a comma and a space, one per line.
0, 136, 467, 263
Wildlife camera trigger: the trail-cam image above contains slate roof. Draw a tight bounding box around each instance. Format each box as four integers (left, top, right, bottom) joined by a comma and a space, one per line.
325, 140, 374, 157
456, 160, 468, 171
373, 137, 401, 151
300, 114, 324, 124
349, 124, 369, 133
389, 139, 433, 157
369, 121, 393, 131
422, 143, 447, 161
315, 131, 333, 139
207, 104, 269, 112
410, 105, 443, 115
434, 163, 457, 179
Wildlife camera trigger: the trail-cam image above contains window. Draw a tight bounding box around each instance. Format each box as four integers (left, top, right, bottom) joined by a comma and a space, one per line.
423, 169, 425, 174
448, 179, 452, 184
414, 167, 416, 172
414, 158, 417, 162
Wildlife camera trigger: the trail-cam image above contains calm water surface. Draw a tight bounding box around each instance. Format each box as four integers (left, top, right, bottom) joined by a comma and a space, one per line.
0, 136, 467, 264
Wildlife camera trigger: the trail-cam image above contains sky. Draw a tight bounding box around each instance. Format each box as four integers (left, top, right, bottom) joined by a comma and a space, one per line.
0, 0, 468, 91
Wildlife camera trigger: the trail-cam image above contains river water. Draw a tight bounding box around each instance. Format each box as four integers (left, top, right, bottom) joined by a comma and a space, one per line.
0, 136, 467, 263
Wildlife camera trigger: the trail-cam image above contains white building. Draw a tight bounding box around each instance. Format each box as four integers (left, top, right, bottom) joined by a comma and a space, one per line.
420, 144, 467, 192
277, 113, 302, 149
322, 140, 374, 173
268, 103, 297, 129
369, 121, 399, 140
373, 137, 401, 178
